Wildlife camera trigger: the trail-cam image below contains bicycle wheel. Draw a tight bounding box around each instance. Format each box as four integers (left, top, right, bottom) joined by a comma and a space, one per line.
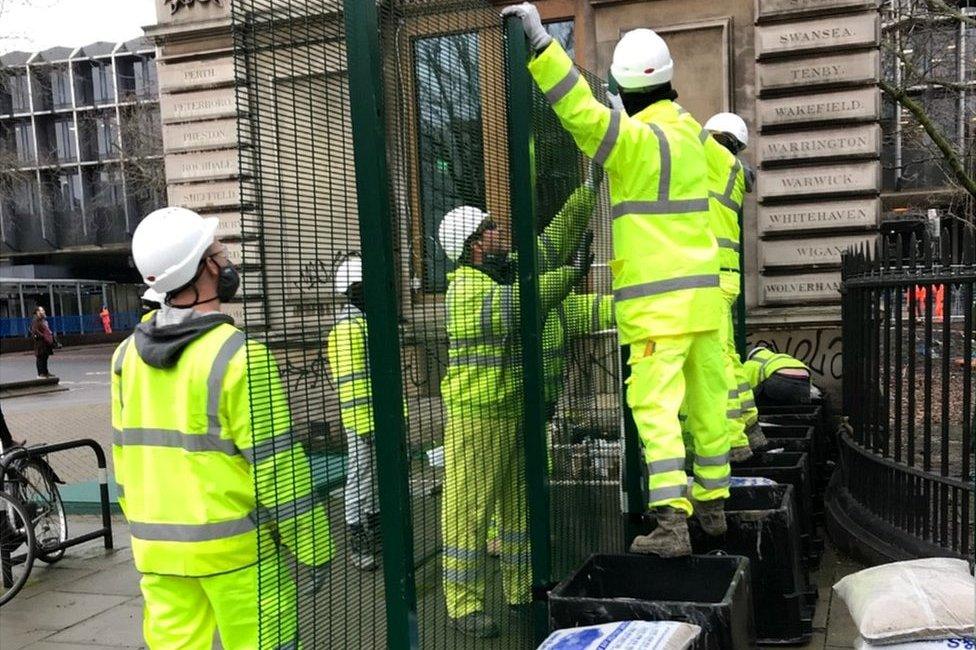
15, 459, 67, 564
0, 491, 35, 607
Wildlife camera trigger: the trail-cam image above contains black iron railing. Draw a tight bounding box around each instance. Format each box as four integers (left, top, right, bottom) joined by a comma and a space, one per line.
841, 227, 974, 558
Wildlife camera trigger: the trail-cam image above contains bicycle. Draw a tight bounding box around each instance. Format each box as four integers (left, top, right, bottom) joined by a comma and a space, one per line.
0, 442, 69, 605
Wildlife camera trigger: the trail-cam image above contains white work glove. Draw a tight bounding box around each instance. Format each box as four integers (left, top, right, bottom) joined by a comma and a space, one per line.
501, 3, 552, 53
607, 92, 624, 112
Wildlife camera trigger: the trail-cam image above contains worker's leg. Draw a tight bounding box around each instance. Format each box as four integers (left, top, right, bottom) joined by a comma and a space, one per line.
627, 335, 693, 514
684, 330, 731, 503
498, 418, 530, 607
760, 374, 812, 406
442, 408, 496, 619
140, 573, 215, 649
345, 429, 379, 570
719, 307, 750, 456
204, 550, 297, 650
734, 361, 763, 448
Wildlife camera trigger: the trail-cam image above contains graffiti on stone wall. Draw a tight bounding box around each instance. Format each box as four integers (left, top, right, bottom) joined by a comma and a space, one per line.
748, 326, 843, 381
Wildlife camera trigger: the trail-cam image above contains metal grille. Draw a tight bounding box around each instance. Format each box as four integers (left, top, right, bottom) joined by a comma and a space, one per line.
233, 1, 624, 647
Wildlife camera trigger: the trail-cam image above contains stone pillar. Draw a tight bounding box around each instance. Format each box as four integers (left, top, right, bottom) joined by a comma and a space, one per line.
145, 0, 262, 329
750, 0, 882, 395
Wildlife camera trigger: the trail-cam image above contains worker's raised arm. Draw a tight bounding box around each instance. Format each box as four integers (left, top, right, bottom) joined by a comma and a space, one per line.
537, 184, 597, 272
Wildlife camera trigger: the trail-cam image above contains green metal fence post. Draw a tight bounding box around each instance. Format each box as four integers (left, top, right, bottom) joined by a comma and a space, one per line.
620, 345, 646, 545
343, 2, 419, 648
504, 17, 552, 644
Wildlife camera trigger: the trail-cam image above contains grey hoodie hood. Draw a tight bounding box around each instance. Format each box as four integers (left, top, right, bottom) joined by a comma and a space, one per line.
134, 307, 235, 369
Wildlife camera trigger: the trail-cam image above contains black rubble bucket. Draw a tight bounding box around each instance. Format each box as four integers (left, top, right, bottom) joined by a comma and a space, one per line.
761, 423, 828, 516
757, 404, 823, 419
549, 553, 756, 650
689, 485, 815, 645
731, 451, 823, 568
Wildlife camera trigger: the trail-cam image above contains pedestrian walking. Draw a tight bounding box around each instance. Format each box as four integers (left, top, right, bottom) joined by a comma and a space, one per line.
505, 2, 730, 558
113, 207, 333, 649
30, 307, 56, 378
99, 305, 112, 333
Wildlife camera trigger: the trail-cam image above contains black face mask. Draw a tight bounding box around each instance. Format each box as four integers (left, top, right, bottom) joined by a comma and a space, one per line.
713, 132, 744, 155
480, 252, 516, 285
216, 263, 240, 302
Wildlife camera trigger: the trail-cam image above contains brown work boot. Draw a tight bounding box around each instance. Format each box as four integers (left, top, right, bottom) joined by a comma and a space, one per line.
629, 507, 692, 557
746, 423, 768, 451
693, 498, 727, 536
730, 445, 753, 463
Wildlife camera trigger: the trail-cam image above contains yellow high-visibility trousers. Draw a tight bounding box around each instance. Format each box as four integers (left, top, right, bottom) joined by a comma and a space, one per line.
627, 330, 730, 515
442, 408, 530, 619
140, 550, 296, 649
719, 293, 750, 452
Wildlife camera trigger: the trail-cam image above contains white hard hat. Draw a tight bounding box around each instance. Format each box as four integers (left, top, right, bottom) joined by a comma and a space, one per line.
141, 287, 164, 304
438, 205, 488, 262
132, 207, 218, 294
610, 28, 674, 91
334, 255, 363, 294
704, 112, 749, 149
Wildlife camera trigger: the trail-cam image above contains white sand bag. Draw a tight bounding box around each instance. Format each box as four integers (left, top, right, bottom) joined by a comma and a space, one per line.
538, 621, 701, 650
853, 636, 975, 649
833, 558, 975, 644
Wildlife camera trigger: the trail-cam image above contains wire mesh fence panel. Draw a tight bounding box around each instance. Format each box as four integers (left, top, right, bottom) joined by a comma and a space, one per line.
234, 0, 624, 647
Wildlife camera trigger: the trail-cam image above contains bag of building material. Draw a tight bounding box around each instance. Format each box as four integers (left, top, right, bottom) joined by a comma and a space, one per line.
834, 558, 975, 645
537, 621, 701, 650
854, 636, 975, 649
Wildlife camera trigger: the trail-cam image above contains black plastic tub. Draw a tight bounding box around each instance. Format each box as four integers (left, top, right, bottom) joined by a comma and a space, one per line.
689, 485, 815, 645
757, 404, 823, 419
731, 452, 823, 568
549, 554, 756, 650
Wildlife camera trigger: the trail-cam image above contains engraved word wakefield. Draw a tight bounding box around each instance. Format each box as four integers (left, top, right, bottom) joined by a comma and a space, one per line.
758, 87, 879, 129
759, 124, 880, 162
758, 162, 880, 199
756, 12, 879, 58
162, 118, 238, 153
160, 89, 236, 123
762, 233, 876, 268
758, 198, 880, 234
758, 50, 879, 93
756, 0, 880, 21
760, 272, 842, 305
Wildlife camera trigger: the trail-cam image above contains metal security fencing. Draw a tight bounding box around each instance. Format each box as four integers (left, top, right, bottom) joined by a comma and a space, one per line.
840, 227, 974, 559
232, 1, 625, 647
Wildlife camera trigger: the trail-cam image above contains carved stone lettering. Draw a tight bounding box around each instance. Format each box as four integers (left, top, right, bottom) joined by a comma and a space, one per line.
164, 149, 239, 182
758, 87, 879, 129
757, 162, 880, 199
162, 118, 239, 153
759, 124, 880, 162
212, 211, 243, 239
220, 300, 264, 329
758, 51, 879, 93
167, 180, 241, 209
160, 88, 237, 123
761, 233, 877, 268
760, 272, 842, 304
756, 12, 879, 58
158, 57, 234, 92
758, 198, 880, 234
756, 0, 880, 21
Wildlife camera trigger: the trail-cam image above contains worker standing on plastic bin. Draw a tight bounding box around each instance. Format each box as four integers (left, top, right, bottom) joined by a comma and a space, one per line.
437, 185, 594, 638
113, 207, 332, 649
700, 112, 765, 461
327, 253, 382, 572
503, 3, 730, 558
744, 347, 812, 407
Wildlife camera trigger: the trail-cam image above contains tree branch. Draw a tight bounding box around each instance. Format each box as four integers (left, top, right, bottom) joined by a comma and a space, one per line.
881, 78, 976, 202
924, 0, 976, 27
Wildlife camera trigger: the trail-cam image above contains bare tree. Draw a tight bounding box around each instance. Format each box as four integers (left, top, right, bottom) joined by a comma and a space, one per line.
881, 0, 975, 224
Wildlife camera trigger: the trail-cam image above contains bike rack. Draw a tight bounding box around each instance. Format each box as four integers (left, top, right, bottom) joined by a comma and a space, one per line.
1, 439, 113, 554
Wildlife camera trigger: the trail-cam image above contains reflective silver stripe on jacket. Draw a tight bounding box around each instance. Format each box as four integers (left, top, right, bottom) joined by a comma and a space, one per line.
694, 475, 731, 490
336, 371, 369, 385
340, 396, 372, 409
114, 337, 131, 376
648, 484, 687, 503
545, 66, 580, 105
448, 354, 506, 367
258, 493, 320, 523
129, 515, 256, 542
695, 453, 728, 467
709, 191, 740, 212
593, 109, 621, 165
207, 331, 246, 439
611, 198, 710, 219
113, 427, 239, 456
443, 546, 483, 561
715, 238, 740, 252
647, 457, 685, 474
241, 431, 295, 465
614, 274, 719, 302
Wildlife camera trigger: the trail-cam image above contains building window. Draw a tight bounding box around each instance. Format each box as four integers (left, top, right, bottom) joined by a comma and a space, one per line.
133, 56, 157, 100
13, 121, 35, 163
54, 169, 82, 217
50, 65, 72, 109
92, 62, 114, 105
95, 114, 118, 159
52, 118, 77, 162
413, 32, 485, 293
546, 20, 575, 61
8, 71, 30, 113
